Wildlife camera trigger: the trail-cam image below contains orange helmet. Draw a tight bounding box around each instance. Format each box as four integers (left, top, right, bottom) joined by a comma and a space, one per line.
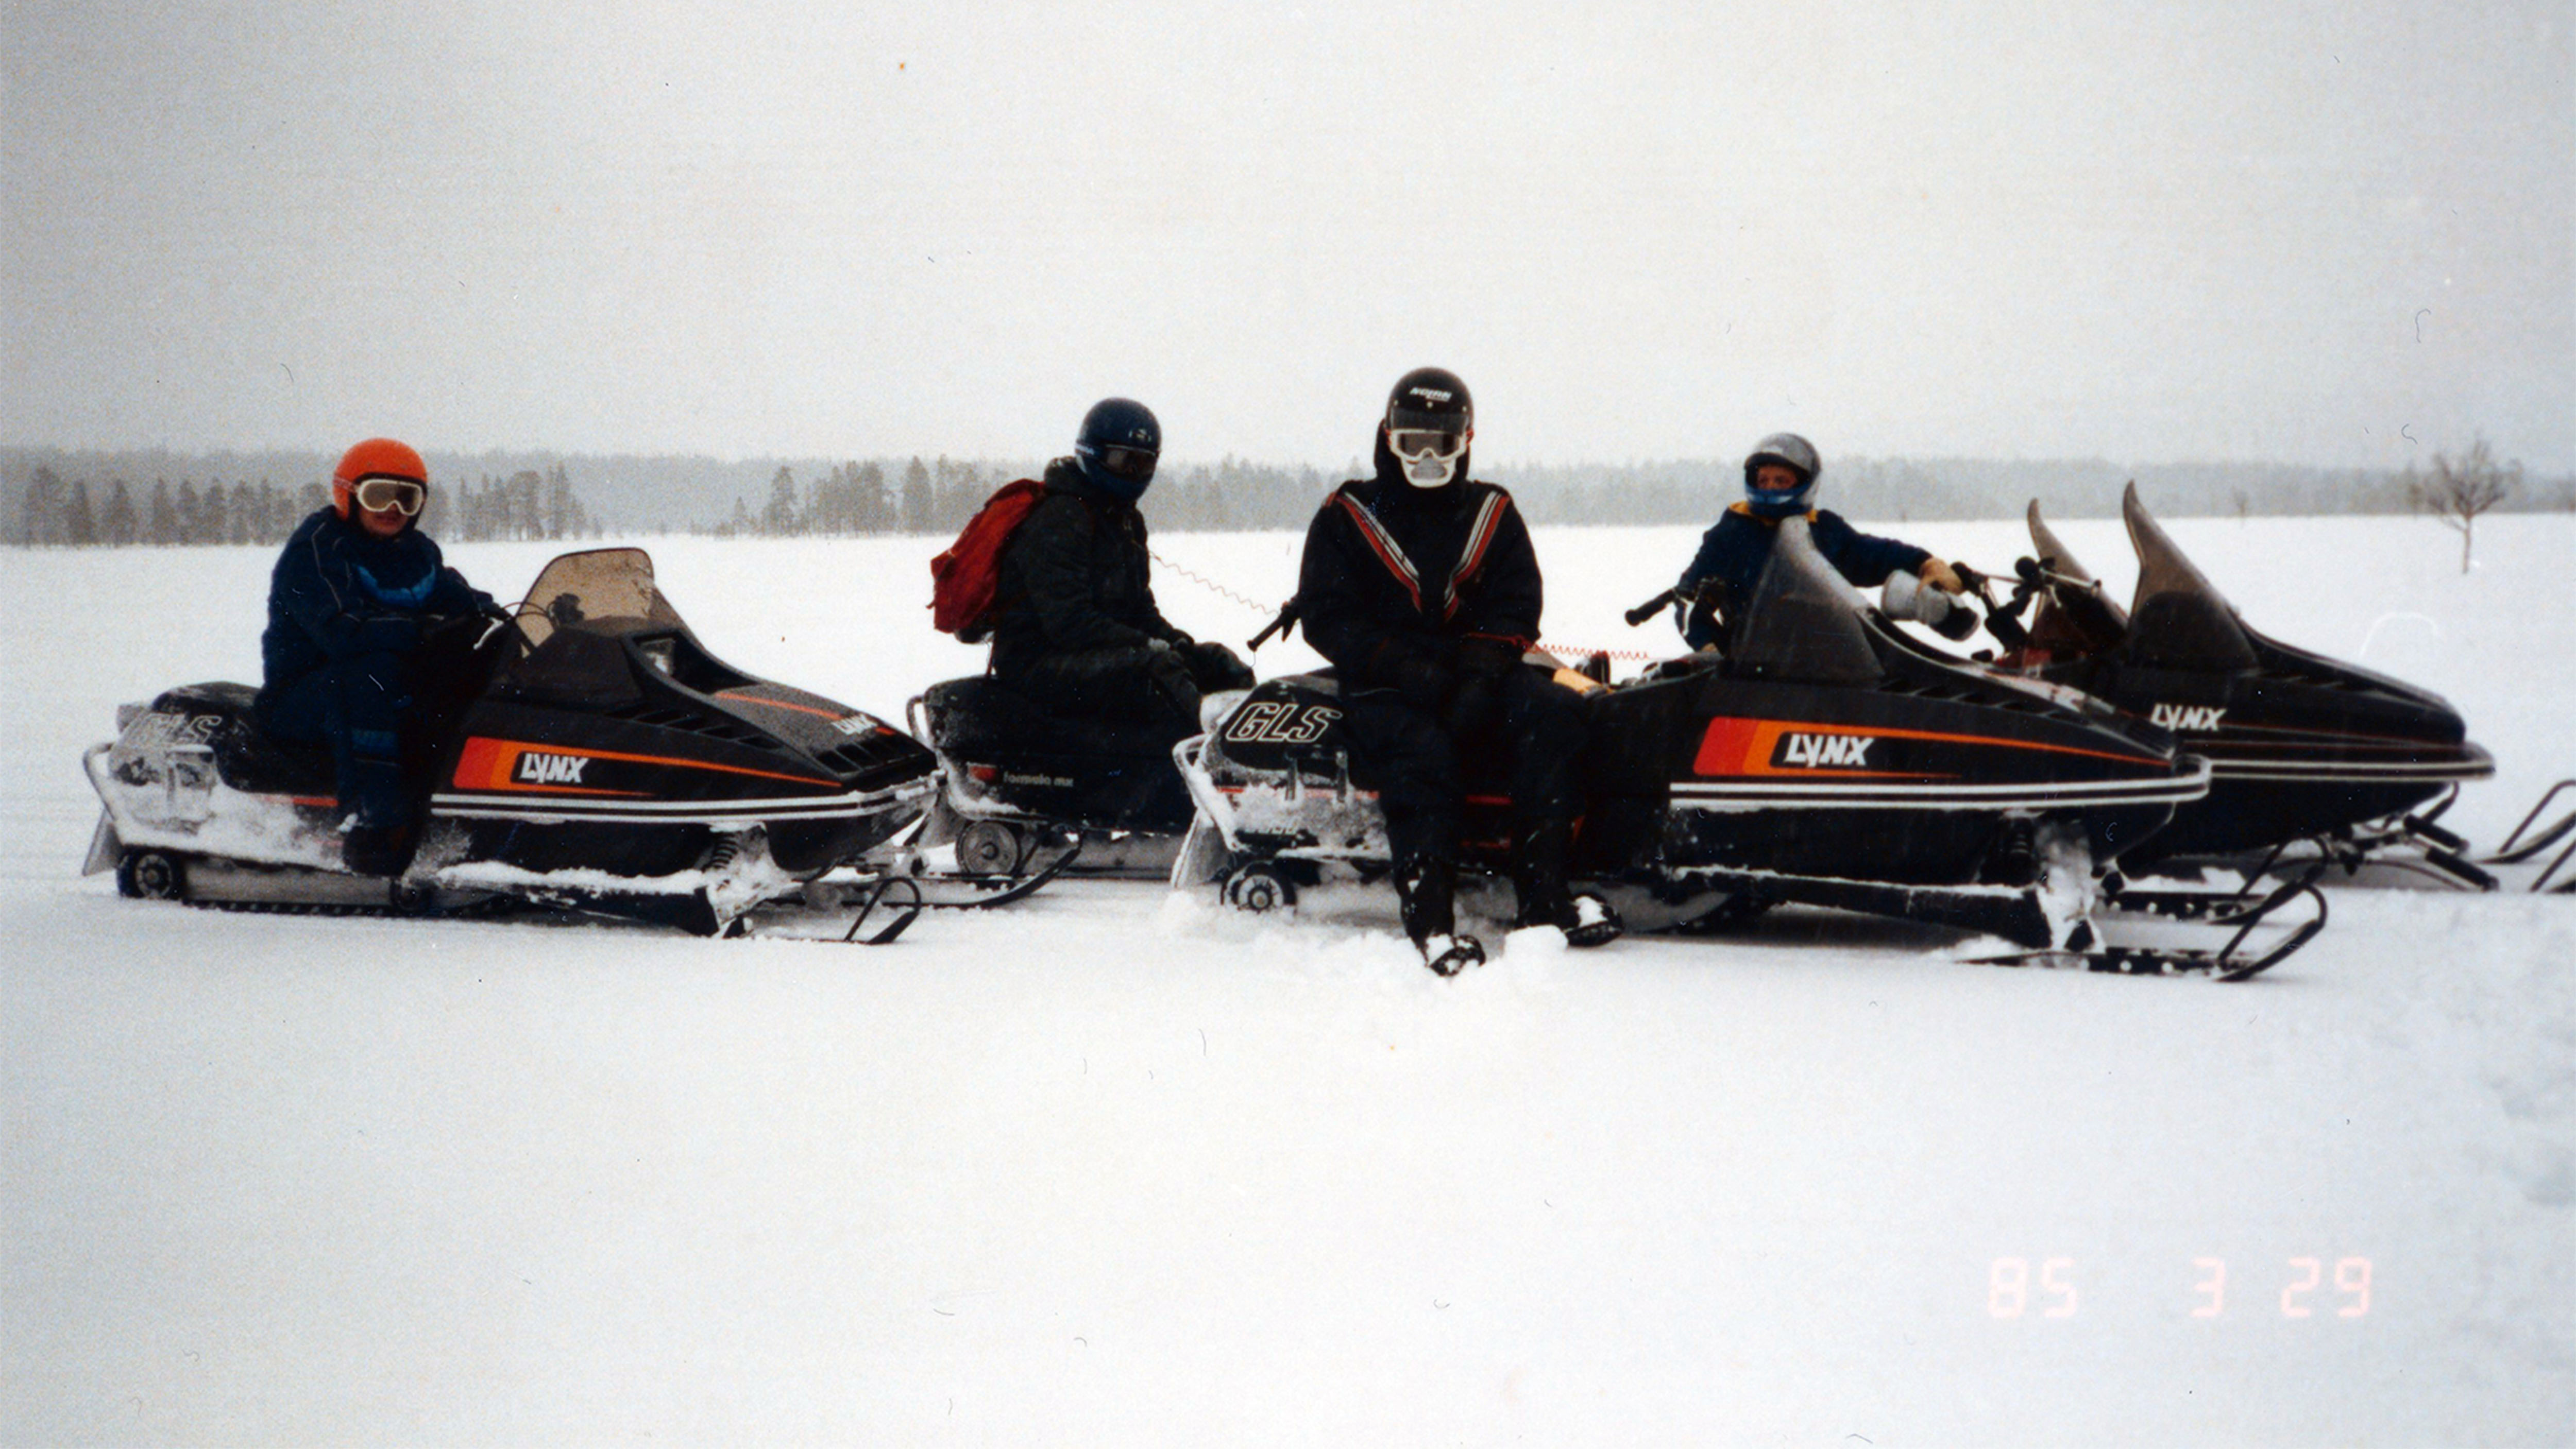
331, 437, 430, 520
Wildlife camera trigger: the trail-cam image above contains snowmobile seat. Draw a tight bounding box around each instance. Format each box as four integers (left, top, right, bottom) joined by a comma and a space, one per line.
924, 676, 1189, 761
1250, 670, 1520, 799
923, 675, 1198, 833
146, 681, 340, 798
219, 725, 337, 798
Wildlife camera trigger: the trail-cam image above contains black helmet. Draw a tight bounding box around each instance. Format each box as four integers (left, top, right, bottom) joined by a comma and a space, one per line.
1074, 397, 1160, 499
1382, 367, 1473, 488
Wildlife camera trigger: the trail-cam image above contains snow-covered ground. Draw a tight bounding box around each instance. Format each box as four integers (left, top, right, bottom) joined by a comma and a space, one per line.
5, 513, 2572, 1444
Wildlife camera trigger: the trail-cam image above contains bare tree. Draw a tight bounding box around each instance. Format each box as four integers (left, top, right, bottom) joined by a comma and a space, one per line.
2409, 437, 2519, 574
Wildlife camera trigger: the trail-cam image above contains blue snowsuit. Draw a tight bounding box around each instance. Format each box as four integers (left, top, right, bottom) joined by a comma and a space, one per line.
255, 508, 493, 828
1676, 503, 1932, 649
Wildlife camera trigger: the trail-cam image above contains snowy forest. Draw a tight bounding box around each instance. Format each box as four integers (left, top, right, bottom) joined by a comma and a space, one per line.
5, 459, 601, 548
7, 445, 2570, 547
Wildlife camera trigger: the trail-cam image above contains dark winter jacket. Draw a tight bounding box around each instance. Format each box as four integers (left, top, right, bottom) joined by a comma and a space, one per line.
986, 458, 1190, 683
1676, 503, 1930, 649
260, 508, 492, 691
1296, 467, 1543, 697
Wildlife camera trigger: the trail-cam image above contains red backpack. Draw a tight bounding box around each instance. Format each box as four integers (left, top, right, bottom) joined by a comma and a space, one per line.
929, 479, 1049, 642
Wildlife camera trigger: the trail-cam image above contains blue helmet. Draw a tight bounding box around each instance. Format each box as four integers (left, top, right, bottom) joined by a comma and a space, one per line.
1073, 397, 1160, 501
1742, 432, 1820, 519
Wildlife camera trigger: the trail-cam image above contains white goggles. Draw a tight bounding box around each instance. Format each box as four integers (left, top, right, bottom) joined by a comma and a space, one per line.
351, 478, 425, 516
1387, 428, 1468, 463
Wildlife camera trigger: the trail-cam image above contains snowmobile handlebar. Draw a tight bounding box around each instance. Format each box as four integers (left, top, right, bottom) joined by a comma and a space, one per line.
1624, 589, 1681, 626
1247, 599, 1300, 652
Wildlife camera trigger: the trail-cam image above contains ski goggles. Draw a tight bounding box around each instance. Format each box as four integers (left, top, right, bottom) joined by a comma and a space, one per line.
350, 478, 426, 516
1084, 444, 1158, 483
1387, 428, 1468, 463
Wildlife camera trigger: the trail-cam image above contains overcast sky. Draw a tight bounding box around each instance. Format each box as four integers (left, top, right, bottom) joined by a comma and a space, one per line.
4, 1, 2568, 472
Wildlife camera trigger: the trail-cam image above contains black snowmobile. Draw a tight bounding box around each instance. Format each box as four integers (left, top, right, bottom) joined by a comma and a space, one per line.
1176, 517, 2325, 978
1981, 483, 2500, 890
83, 548, 962, 938
904, 676, 1222, 881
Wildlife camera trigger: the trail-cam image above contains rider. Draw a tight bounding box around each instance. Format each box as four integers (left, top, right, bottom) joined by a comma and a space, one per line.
1296, 367, 1621, 975
1675, 433, 1966, 649
255, 438, 498, 877
985, 398, 1254, 731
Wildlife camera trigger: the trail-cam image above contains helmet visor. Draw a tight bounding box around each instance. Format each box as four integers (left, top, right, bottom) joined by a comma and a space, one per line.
351, 478, 426, 516
1090, 444, 1158, 484
1387, 428, 1468, 463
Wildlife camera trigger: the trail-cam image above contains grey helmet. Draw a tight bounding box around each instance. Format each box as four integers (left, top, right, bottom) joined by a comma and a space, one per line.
1743, 432, 1821, 518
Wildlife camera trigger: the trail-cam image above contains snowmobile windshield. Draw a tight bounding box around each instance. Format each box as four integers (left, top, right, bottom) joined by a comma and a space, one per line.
2023, 500, 2129, 654
511, 549, 691, 649
2120, 483, 2256, 671
1725, 515, 1884, 686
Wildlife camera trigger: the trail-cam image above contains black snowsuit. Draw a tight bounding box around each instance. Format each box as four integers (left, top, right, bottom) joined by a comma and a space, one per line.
986, 458, 1235, 730
1295, 455, 1590, 930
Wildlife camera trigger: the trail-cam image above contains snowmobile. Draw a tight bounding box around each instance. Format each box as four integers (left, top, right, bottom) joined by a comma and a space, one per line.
82, 548, 978, 939
904, 675, 1207, 881
1174, 516, 2326, 978
1980, 483, 2500, 891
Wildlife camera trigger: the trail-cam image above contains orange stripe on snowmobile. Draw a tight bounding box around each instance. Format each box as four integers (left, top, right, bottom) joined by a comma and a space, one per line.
713, 690, 857, 723
1691, 715, 2163, 778
450, 736, 834, 793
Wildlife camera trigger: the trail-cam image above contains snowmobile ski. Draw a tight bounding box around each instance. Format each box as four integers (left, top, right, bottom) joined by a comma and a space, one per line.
1972, 873, 2328, 980
2486, 779, 2576, 893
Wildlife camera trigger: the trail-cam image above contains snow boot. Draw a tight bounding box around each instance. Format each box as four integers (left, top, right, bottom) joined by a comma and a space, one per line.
1559, 891, 1624, 948
1394, 855, 1483, 976
1510, 819, 1623, 946
340, 817, 418, 878
337, 753, 419, 878
1419, 933, 1487, 977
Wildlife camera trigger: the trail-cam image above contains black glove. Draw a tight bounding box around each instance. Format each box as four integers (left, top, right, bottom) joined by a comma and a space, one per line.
1370, 638, 1456, 712
1184, 640, 1256, 691
1144, 639, 1201, 720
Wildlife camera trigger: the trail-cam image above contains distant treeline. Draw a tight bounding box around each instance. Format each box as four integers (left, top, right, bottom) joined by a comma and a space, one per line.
698, 453, 2576, 540
7, 445, 2569, 546
6, 456, 603, 548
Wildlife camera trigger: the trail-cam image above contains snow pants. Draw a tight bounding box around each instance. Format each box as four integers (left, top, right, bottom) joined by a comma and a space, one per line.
1339, 664, 1591, 867
256, 648, 420, 830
